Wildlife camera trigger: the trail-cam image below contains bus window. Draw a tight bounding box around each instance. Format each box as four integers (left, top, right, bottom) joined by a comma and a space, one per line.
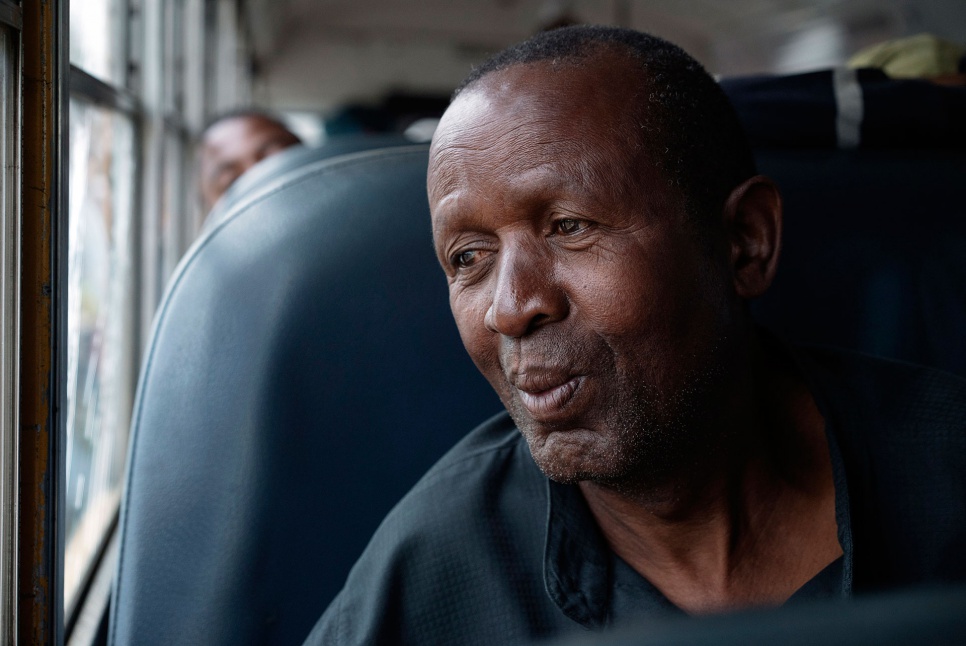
64, 0, 256, 639
69, 0, 126, 86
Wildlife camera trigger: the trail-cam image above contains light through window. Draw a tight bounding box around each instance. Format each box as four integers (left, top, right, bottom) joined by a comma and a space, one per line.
64, 98, 136, 614
69, 0, 126, 85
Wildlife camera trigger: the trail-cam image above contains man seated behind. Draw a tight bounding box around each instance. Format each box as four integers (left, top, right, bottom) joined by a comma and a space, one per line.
199, 110, 301, 214
304, 26, 966, 645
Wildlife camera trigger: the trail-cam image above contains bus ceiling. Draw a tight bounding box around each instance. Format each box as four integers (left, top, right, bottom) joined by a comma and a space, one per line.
240, 0, 966, 111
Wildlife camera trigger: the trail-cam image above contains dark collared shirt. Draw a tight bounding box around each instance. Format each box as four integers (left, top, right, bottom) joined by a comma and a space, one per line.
304, 347, 966, 645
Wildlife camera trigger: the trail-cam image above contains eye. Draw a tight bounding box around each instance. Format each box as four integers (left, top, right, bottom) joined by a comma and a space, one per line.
553, 218, 588, 235
444, 240, 495, 276
452, 249, 480, 268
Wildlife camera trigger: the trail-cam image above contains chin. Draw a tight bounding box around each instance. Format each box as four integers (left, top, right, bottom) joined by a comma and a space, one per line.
521, 424, 633, 485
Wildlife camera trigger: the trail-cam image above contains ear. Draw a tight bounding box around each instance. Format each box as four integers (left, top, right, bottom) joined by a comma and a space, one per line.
723, 175, 782, 300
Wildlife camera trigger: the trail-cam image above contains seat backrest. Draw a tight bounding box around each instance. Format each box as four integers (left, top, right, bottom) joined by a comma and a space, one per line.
554, 585, 966, 646
719, 69, 966, 376
753, 148, 966, 377
110, 145, 501, 646
204, 134, 416, 231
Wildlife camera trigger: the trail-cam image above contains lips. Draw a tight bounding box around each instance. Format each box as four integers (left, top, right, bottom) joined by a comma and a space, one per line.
513, 372, 583, 420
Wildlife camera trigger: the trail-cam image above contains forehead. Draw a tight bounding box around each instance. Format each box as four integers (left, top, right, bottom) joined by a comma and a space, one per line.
428, 51, 654, 205
203, 118, 281, 157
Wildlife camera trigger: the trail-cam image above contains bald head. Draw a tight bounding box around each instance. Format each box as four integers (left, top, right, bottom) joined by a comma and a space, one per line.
453, 26, 756, 225
199, 113, 301, 212
430, 48, 663, 224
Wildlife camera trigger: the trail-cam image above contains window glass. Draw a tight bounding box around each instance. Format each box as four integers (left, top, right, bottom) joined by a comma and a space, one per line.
65, 99, 136, 614
69, 0, 127, 85
183, 0, 206, 132
164, 0, 184, 115
63, 0, 255, 620
159, 130, 184, 288
209, 0, 253, 112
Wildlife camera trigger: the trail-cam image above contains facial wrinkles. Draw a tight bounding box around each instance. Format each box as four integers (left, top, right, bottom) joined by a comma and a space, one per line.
500, 322, 598, 379
435, 52, 667, 200
433, 121, 571, 202
519, 323, 730, 490
502, 245, 727, 489
434, 73, 616, 182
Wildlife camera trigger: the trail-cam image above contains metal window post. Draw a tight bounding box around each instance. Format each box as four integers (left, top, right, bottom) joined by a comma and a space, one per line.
20, 0, 68, 643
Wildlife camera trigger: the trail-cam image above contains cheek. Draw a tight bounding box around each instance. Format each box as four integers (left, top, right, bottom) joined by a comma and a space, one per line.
450, 288, 501, 376
563, 247, 711, 371
564, 254, 663, 335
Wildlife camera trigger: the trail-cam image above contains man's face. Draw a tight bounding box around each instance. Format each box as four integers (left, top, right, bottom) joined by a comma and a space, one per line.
429, 52, 739, 487
200, 116, 300, 211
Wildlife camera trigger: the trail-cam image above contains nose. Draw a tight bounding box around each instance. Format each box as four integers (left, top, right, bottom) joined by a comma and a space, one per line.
484, 243, 568, 338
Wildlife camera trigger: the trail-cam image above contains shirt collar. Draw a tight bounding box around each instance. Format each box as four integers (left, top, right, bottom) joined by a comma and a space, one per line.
543, 479, 612, 628
784, 341, 855, 597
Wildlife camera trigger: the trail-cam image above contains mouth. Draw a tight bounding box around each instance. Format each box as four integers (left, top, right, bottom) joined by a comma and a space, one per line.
515, 375, 583, 420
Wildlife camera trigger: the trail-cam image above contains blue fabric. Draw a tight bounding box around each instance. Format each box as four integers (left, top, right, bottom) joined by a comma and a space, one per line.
722, 70, 966, 377
553, 585, 966, 646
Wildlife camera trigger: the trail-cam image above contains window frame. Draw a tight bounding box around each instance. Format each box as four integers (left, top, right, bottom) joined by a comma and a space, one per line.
19, 0, 69, 643
0, 2, 21, 643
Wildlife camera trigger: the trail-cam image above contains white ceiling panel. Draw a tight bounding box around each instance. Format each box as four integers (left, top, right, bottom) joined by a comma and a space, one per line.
245, 0, 963, 112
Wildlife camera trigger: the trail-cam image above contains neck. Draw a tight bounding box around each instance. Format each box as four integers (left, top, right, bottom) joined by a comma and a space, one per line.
579, 332, 841, 613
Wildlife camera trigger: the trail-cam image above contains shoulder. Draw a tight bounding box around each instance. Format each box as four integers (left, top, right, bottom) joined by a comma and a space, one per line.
305, 412, 563, 644
356, 411, 537, 544
798, 346, 966, 485
395, 411, 543, 519
412, 410, 525, 485
799, 346, 966, 443
797, 346, 966, 585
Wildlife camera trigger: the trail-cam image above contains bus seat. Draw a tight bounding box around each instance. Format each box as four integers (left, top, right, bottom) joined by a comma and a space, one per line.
109, 145, 501, 646
203, 133, 415, 232
722, 70, 966, 377
552, 584, 966, 646
752, 148, 966, 377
